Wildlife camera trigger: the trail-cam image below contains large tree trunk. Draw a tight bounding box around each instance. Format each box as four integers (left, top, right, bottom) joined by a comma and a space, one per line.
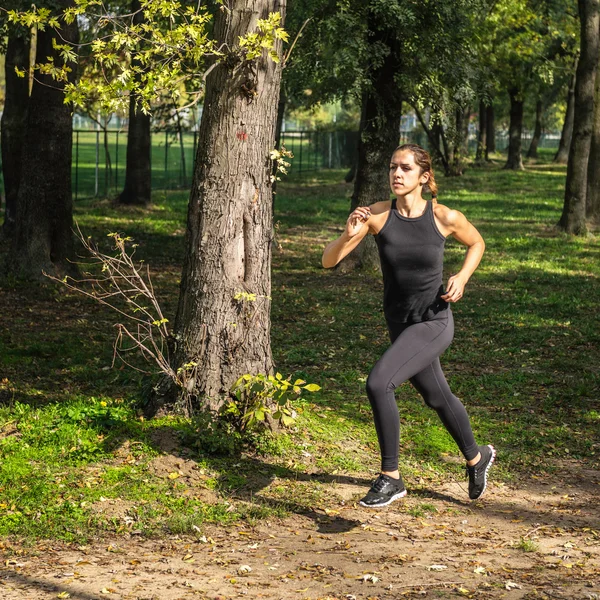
555, 68, 577, 164
147, 0, 285, 416
559, 0, 600, 234
337, 32, 402, 273
118, 0, 151, 205
504, 88, 524, 170
587, 46, 600, 221
475, 100, 487, 164
6, 10, 79, 278
527, 99, 543, 159
485, 102, 495, 157
1, 33, 30, 238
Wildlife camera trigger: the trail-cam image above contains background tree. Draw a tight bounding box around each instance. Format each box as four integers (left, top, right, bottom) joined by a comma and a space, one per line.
118, 0, 151, 205
559, 0, 599, 234
6, 3, 79, 278
0, 25, 30, 238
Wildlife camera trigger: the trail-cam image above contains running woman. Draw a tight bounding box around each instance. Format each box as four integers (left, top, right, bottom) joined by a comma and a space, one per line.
322, 144, 494, 508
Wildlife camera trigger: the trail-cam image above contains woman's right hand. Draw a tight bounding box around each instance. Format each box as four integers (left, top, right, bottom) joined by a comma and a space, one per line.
346, 206, 372, 238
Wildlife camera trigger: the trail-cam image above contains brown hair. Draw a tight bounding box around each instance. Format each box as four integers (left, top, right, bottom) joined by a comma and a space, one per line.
394, 143, 438, 201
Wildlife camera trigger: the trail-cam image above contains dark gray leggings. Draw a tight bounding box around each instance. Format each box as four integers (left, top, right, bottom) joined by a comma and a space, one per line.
366, 310, 479, 471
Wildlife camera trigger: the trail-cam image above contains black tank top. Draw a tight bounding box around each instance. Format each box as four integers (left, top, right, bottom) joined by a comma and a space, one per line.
374, 199, 449, 324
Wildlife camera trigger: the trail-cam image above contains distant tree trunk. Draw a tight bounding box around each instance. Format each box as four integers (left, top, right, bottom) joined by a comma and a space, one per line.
337, 33, 402, 273
272, 89, 286, 197
118, 0, 151, 205
414, 108, 450, 174
485, 103, 495, 158
6, 10, 79, 278
175, 108, 187, 186
555, 68, 577, 164
504, 88, 524, 170
449, 105, 469, 176
475, 100, 487, 164
559, 0, 600, 234
1, 33, 30, 238
146, 0, 285, 416
587, 47, 600, 221
527, 99, 543, 159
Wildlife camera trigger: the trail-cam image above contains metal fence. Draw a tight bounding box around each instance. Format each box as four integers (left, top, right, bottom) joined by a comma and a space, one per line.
0, 128, 563, 201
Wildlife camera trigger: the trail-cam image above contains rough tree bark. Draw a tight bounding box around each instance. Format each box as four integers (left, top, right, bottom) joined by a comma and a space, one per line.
559, 0, 600, 234
485, 103, 495, 157
504, 88, 524, 170
118, 0, 152, 205
337, 32, 402, 273
555, 68, 577, 164
475, 100, 487, 164
586, 47, 600, 221
146, 0, 286, 416
6, 7, 79, 278
527, 99, 543, 159
1, 32, 30, 238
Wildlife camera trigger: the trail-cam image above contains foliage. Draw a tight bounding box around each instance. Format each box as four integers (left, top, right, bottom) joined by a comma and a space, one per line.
4, 1, 288, 112
223, 372, 320, 432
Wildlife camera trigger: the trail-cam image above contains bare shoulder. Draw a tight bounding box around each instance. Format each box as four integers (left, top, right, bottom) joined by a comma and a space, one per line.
366, 200, 392, 234
433, 203, 467, 228
368, 200, 392, 215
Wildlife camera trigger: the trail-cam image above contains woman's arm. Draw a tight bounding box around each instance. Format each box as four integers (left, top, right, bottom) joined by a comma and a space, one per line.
435, 206, 485, 303
322, 206, 372, 268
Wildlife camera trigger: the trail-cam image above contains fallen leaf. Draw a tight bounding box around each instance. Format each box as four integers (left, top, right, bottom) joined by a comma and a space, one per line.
238, 565, 252, 574
57, 593, 70, 599
505, 581, 522, 590
473, 566, 487, 575
360, 574, 379, 583
426, 564, 448, 571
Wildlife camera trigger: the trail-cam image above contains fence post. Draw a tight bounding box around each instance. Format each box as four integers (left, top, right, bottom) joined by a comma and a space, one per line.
95, 130, 100, 197
299, 131, 303, 174
75, 131, 79, 202
328, 132, 333, 169
115, 131, 119, 191
164, 131, 169, 190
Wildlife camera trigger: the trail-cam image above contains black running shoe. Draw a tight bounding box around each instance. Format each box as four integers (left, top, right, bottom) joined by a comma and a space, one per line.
466, 444, 496, 500
359, 473, 407, 508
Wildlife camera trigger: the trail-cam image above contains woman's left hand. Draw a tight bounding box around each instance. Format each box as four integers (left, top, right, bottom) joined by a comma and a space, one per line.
441, 273, 468, 303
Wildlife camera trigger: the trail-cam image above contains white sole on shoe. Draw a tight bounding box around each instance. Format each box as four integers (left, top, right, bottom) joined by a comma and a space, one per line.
359, 488, 407, 508
472, 444, 496, 500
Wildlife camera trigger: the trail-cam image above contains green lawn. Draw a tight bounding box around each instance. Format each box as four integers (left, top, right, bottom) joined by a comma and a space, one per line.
0, 153, 598, 541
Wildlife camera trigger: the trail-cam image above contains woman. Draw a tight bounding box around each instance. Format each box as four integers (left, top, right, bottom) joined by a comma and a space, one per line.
322, 144, 494, 508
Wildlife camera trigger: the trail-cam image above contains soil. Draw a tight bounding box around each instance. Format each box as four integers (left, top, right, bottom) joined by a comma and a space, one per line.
1, 460, 599, 600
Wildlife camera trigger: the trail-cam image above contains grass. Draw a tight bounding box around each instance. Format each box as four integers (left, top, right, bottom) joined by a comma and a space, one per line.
0, 149, 599, 541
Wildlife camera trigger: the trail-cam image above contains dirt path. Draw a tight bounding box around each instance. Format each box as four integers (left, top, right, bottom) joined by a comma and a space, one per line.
1, 462, 599, 600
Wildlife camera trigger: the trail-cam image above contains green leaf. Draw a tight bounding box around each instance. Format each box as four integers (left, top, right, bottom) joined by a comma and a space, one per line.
303, 384, 321, 392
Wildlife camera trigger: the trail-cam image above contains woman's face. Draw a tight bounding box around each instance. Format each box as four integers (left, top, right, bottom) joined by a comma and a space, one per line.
389, 150, 429, 197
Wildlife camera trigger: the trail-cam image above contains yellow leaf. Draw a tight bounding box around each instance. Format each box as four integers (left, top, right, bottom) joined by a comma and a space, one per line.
183, 554, 195, 563
57, 593, 70, 599
168, 472, 180, 480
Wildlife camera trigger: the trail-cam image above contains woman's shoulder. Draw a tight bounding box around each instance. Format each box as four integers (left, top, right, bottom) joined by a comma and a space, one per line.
368, 200, 393, 215
433, 202, 465, 227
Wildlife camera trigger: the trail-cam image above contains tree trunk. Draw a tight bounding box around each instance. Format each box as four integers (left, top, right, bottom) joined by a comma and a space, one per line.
559, 0, 600, 234
527, 99, 543, 159
555, 68, 577, 164
475, 100, 487, 164
504, 88, 524, 170
118, 0, 152, 205
587, 43, 600, 221
414, 108, 450, 174
147, 0, 285, 416
1, 33, 30, 238
485, 103, 495, 157
6, 10, 79, 278
448, 106, 469, 176
337, 33, 402, 273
